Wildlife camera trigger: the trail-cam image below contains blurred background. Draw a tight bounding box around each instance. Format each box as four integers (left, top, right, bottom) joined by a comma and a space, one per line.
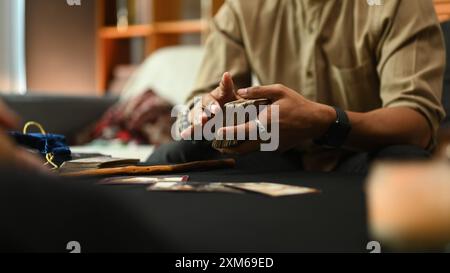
0, 0, 224, 96
0, 0, 449, 97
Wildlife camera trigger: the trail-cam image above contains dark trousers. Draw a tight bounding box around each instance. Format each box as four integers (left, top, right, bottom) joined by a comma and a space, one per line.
147, 141, 431, 175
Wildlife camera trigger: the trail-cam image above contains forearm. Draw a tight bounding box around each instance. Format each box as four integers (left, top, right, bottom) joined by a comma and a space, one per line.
314, 105, 431, 152
345, 107, 431, 151
225, 85, 434, 154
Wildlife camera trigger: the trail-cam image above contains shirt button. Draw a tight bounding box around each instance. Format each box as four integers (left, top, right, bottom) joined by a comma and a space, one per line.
306, 70, 314, 78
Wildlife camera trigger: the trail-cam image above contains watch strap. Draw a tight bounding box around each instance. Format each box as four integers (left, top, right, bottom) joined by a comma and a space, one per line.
314, 107, 352, 148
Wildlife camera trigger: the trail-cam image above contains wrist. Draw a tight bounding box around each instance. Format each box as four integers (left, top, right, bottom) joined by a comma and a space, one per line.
314, 106, 352, 148
313, 103, 336, 139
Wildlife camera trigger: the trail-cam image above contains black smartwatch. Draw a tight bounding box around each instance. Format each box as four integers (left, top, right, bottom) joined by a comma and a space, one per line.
314, 107, 352, 148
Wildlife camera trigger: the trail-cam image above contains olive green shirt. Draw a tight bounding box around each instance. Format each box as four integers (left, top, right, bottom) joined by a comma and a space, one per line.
190, 0, 446, 171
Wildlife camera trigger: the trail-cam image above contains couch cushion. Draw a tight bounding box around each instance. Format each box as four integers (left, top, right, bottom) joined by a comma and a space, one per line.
1, 94, 117, 141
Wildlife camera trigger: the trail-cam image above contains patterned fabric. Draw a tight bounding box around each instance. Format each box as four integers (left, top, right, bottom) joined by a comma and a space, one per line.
86, 90, 174, 146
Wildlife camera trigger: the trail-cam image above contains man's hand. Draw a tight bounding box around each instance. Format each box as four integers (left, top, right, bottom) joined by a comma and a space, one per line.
214, 84, 433, 155
180, 72, 239, 139
215, 84, 335, 154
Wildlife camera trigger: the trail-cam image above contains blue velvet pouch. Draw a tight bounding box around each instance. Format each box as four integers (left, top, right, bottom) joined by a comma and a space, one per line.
9, 131, 71, 167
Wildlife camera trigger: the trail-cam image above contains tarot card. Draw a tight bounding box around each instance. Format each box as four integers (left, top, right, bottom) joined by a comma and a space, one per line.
224, 183, 319, 197
147, 182, 243, 194
98, 176, 189, 185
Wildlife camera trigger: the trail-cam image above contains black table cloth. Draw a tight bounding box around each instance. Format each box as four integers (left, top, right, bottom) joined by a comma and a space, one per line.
0, 164, 370, 253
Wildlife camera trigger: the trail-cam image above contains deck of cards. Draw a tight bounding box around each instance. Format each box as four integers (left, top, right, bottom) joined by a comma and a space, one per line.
212, 98, 271, 149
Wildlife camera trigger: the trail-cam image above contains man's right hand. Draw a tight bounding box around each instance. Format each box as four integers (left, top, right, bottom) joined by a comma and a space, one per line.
180, 72, 239, 139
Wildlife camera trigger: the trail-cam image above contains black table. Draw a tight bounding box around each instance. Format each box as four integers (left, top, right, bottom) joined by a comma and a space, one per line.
0, 166, 370, 253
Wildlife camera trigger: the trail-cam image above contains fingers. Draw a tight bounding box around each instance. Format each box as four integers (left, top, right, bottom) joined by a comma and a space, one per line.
180, 111, 209, 140
180, 72, 237, 140
216, 121, 258, 142
213, 114, 273, 155
180, 99, 210, 140
201, 94, 222, 116
0, 99, 21, 130
236, 84, 286, 101
179, 94, 221, 140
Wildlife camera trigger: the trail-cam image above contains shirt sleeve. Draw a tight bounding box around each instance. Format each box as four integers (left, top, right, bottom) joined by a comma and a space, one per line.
376, 0, 446, 140
187, 0, 252, 102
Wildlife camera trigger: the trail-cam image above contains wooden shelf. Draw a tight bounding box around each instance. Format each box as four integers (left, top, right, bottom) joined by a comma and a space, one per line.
96, 0, 225, 94
153, 20, 207, 34
98, 20, 206, 39
435, 0, 450, 22
99, 24, 154, 39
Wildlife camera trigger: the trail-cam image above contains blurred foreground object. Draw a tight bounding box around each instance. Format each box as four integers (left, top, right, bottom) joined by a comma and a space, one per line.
437, 129, 450, 161
0, 99, 47, 173
0, 129, 20, 166
367, 161, 450, 251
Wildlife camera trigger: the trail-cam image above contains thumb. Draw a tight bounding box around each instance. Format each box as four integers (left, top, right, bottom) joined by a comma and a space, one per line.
213, 72, 237, 105
219, 72, 235, 97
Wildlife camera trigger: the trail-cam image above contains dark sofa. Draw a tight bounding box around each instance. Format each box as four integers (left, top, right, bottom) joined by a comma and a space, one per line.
1, 94, 117, 143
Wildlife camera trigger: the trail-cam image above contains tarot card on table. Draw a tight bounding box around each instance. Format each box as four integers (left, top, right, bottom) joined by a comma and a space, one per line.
98, 176, 189, 185
224, 183, 319, 197
147, 182, 243, 194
